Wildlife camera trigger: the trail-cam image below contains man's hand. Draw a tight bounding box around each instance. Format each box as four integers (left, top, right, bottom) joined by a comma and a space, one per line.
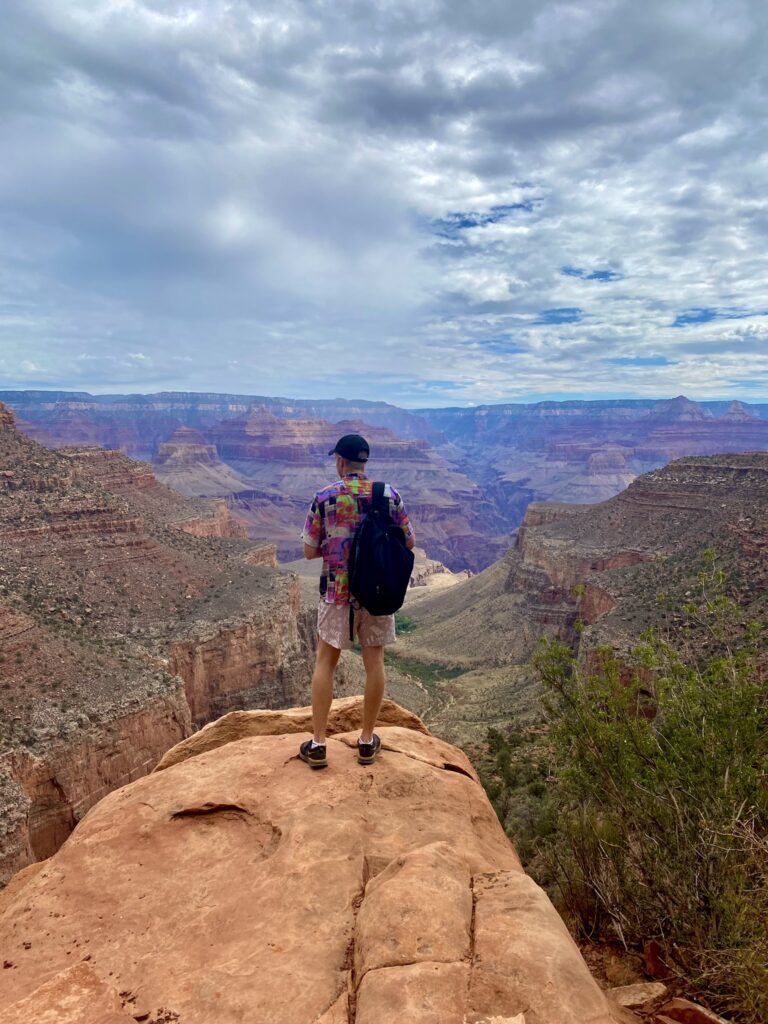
406, 535, 415, 551
304, 543, 322, 560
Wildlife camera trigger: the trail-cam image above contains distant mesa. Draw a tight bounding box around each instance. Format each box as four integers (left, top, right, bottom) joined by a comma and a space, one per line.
720, 399, 759, 422
154, 425, 221, 466
647, 395, 713, 422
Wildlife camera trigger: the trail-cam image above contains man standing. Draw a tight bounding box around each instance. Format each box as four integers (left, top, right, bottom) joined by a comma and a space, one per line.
299, 433, 415, 768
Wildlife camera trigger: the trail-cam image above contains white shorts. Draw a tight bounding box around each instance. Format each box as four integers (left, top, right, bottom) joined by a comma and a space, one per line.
317, 600, 396, 651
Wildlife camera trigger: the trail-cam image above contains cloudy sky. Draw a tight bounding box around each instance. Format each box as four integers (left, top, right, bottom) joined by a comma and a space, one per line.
1, 0, 767, 406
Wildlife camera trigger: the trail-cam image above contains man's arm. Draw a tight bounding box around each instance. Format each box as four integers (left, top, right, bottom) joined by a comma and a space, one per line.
389, 485, 415, 551
301, 497, 324, 559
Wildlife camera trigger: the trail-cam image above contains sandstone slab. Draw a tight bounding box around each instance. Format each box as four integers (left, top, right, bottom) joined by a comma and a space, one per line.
0, 705, 620, 1024
607, 982, 669, 1011
468, 870, 616, 1024
2, 963, 133, 1024
155, 695, 430, 771
658, 997, 730, 1023
356, 961, 469, 1024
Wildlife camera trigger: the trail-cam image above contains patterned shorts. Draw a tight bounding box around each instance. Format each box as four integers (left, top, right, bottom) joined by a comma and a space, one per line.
317, 600, 396, 651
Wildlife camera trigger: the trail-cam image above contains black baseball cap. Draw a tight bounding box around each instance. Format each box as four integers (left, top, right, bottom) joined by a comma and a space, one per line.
328, 433, 370, 461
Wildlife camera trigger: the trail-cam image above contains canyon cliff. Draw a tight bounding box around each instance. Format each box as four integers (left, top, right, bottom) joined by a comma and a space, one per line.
417, 395, 768, 521
0, 696, 634, 1024
4, 390, 766, 573
397, 451, 768, 744
0, 403, 316, 884
201, 405, 507, 571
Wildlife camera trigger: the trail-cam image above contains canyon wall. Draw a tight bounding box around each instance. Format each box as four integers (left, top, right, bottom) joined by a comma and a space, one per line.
3, 390, 767, 573
396, 451, 768, 743
0, 689, 191, 884
0, 403, 316, 884
168, 572, 310, 725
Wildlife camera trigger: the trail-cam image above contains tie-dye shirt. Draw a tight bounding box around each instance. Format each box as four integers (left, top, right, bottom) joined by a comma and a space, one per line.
301, 473, 414, 605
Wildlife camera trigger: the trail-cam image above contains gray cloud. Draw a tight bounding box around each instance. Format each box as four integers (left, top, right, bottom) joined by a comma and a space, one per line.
0, 0, 767, 404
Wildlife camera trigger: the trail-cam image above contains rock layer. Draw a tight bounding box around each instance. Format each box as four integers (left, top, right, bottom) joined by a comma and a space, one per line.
396, 452, 768, 743
0, 698, 622, 1024
6, 391, 767, 573
0, 411, 316, 883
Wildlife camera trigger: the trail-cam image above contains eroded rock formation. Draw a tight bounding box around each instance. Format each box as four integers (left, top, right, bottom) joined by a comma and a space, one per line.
0, 409, 317, 883
396, 452, 768, 743
204, 405, 508, 571
5, 390, 767, 573
0, 698, 627, 1024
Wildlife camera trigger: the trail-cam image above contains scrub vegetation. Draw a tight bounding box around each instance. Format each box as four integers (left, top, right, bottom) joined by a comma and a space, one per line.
480, 562, 768, 1023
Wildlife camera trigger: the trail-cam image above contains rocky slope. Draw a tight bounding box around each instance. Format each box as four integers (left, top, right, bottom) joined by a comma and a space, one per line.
0, 403, 317, 884
0, 696, 633, 1024
395, 451, 768, 744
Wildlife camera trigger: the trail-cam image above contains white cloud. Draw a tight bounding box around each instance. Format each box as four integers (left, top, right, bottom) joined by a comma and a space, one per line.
0, 0, 766, 404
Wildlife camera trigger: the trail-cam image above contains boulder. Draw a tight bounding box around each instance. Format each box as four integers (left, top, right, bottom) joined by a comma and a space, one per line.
657, 997, 730, 1023
607, 982, 669, 1011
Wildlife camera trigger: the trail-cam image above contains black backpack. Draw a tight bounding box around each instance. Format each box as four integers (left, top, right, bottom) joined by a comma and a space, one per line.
348, 482, 414, 632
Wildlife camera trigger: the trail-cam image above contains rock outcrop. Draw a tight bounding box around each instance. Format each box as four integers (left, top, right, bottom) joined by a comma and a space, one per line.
153, 425, 254, 500
0, 414, 317, 883
0, 401, 16, 431
0, 698, 626, 1024
396, 452, 768, 743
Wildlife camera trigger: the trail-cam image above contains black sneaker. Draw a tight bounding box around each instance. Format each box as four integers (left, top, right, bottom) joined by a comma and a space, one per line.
299, 739, 328, 769
357, 734, 381, 765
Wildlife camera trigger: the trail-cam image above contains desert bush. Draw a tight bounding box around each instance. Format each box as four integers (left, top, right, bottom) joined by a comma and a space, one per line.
536, 570, 768, 1022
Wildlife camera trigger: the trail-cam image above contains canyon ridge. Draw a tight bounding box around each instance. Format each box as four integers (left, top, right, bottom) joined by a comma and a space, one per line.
3, 390, 767, 573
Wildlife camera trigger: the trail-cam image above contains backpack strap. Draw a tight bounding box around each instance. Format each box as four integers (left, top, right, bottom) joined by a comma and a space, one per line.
372, 481, 387, 512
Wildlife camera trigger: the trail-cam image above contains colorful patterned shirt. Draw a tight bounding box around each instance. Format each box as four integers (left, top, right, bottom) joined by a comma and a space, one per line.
301, 474, 414, 605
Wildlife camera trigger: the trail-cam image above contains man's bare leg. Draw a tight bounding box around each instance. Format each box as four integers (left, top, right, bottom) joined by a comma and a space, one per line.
360, 644, 385, 743
311, 639, 342, 743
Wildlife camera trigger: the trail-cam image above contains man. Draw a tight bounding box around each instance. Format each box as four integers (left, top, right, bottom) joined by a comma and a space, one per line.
299, 432, 415, 768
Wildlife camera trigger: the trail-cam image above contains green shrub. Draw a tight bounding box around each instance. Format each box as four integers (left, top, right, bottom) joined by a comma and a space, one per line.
394, 613, 417, 634
536, 582, 768, 1022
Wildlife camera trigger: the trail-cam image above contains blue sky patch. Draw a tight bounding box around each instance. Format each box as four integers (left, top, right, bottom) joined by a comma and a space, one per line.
608, 356, 670, 366
672, 307, 768, 327
433, 202, 535, 238
481, 338, 528, 354
535, 307, 583, 324
561, 266, 621, 281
